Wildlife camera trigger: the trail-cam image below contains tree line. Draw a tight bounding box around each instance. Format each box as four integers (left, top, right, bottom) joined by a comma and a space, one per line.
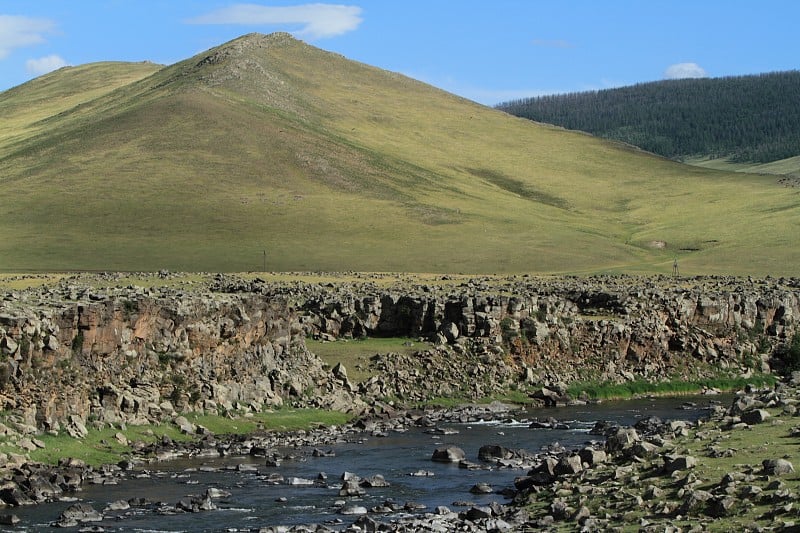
496, 71, 800, 164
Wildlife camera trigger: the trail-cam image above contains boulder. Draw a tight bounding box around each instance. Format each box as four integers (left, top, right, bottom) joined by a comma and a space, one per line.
554, 455, 583, 477
432, 445, 466, 463
339, 479, 366, 497
663, 454, 697, 474
578, 447, 607, 466
531, 387, 567, 407
174, 415, 197, 435
464, 506, 493, 520
339, 505, 368, 515
0, 515, 20, 526
56, 503, 103, 526
762, 458, 795, 476
478, 444, 513, 461
605, 427, 640, 453
741, 409, 771, 425
469, 482, 493, 494
360, 474, 390, 488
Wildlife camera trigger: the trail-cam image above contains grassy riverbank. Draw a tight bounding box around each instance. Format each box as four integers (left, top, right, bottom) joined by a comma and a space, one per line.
522, 382, 800, 531
4, 374, 765, 467
567, 374, 777, 401
2, 408, 352, 467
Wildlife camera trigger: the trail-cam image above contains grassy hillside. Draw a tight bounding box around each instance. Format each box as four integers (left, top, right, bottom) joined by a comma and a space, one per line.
685, 155, 800, 177
0, 33, 798, 276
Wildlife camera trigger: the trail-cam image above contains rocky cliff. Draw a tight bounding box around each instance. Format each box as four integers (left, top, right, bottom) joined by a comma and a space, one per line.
1, 274, 798, 436
217, 274, 800, 400
0, 279, 358, 438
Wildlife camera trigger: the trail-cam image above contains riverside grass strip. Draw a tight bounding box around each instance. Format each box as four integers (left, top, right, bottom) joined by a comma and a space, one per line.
17, 409, 352, 467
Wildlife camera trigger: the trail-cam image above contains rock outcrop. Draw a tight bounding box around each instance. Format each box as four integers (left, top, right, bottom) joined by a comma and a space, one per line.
1, 273, 799, 435
0, 279, 355, 437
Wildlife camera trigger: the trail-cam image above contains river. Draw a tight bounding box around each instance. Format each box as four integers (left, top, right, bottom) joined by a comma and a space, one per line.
4, 395, 726, 532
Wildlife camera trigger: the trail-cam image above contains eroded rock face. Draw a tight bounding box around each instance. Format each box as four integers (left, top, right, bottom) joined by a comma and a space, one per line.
0, 287, 336, 433
1, 273, 799, 434
279, 275, 800, 387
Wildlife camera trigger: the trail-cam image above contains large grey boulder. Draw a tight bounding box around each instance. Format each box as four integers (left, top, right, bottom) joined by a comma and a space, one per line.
605, 427, 640, 453
53, 503, 103, 527
432, 445, 466, 463
762, 458, 795, 476
741, 409, 771, 425
663, 454, 697, 474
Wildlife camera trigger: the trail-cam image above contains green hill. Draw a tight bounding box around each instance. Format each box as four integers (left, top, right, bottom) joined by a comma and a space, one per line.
497, 72, 800, 175
0, 33, 798, 276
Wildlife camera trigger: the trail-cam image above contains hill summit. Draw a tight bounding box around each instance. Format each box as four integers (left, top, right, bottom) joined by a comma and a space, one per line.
0, 33, 798, 275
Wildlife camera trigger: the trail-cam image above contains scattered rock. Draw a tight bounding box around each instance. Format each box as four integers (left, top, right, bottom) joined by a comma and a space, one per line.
432, 445, 466, 463
763, 458, 795, 476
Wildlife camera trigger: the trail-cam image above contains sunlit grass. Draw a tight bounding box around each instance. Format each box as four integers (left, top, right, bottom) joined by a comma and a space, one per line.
567, 374, 777, 400
307, 336, 431, 383
15, 408, 350, 466
0, 37, 797, 275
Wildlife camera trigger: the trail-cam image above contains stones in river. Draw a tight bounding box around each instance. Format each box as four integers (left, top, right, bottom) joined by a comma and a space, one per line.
469, 482, 493, 494
339, 504, 368, 515
105, 499, 131, 511
52, 502, 103, 527
361, 474, 390, 488
285, 476, 315, 486
0, 515, 19, 526
339, 479, 366, 496
432, 445, 466, 463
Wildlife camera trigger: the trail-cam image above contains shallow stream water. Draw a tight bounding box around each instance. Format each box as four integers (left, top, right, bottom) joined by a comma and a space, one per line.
5, 395, 727, 532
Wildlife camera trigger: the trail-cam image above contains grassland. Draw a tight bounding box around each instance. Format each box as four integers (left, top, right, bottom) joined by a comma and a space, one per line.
685, 155, 800, 177
0, 33, 798, 276
307, 336, 431, 383
567, 375, 778, 400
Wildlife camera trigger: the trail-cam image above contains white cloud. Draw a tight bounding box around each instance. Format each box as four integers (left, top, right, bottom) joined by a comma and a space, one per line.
664, 62, 708, 79
0, 14, 56, 59
187, 3, 363, 39
26, 54, 68, 75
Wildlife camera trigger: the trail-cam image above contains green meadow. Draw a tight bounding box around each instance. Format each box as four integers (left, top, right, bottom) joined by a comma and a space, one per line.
0, 33, 797, 276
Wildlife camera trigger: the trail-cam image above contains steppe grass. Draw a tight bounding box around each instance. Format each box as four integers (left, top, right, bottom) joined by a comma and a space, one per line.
307, 336, 431, 383
567, 374, 777, 400
685, 155, 800, 176
0, 37, 798, 275
13, 408, 350, 467
26, 423, 189, 466
524, 398, 800, 531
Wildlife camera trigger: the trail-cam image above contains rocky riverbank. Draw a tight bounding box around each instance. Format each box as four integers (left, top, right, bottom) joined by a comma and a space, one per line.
0, 272, 799, 528
2, 383, 796, 531
2, 272, 797, 438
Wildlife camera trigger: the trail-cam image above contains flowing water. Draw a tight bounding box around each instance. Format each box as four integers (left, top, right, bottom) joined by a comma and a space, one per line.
5, 395, 726, 532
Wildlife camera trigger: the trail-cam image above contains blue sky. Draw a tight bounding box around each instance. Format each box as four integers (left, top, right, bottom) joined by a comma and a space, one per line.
1, 1, 798, 105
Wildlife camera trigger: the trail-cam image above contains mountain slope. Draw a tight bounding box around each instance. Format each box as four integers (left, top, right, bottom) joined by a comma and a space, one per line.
0, 33, 798, 275
496, 72, 800, 171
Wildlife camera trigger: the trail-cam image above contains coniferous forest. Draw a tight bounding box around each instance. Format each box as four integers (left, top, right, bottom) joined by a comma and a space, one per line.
496, 71, 800, 164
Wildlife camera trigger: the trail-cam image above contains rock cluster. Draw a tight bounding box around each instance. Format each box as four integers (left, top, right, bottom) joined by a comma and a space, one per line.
261, 274, 799, 388
0, 279, 363, 442
2, 274, 798, 437
1, 273, 800, 529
